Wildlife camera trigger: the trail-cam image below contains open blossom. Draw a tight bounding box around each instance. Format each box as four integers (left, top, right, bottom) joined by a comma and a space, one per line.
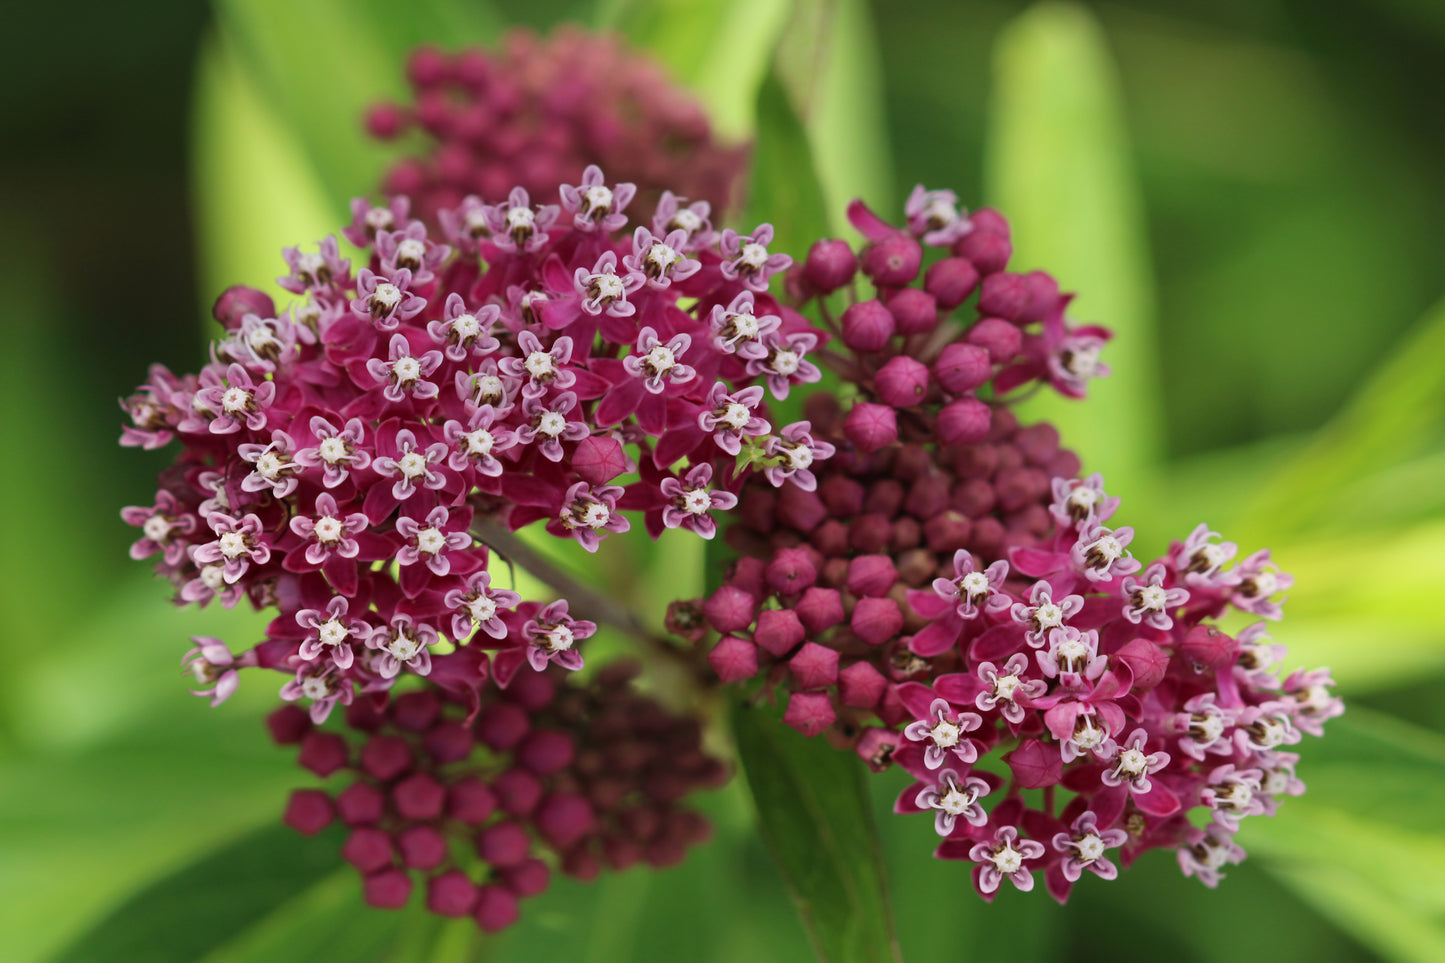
183, 637, 244, 707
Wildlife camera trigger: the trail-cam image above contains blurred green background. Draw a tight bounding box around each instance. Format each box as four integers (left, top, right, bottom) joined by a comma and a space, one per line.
4, 0, 1445, 960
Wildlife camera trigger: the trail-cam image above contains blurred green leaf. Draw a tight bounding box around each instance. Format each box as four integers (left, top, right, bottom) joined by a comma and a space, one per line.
743, 68, 834, 266
731, 701, 901, 963
984, 2, 1163, 508
51, 823, 344, 963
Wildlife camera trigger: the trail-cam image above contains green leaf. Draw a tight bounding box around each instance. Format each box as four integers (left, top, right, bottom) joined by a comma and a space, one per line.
984, 2, 1163, 510
730, 700, 901, 963
742, 68, 834, 270
51, 822, 346, 963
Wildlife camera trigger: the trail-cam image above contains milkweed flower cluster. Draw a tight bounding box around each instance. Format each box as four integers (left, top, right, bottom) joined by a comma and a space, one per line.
277, 661, 724, 930
678, 187, 1343, 901
367, 27, 748, 228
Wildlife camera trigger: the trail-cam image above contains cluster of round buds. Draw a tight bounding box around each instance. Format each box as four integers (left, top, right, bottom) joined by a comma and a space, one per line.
677, 187, 1342, 900
366, 27, 748, 229
120, 164, 829, 719
277, 661, 724, 930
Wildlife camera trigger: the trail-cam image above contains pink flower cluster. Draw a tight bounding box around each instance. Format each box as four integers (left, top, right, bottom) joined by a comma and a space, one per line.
679, 187, 1343, 900
367, 27, 748, 229
278, 661, 724, 931
120, 164, 825, 721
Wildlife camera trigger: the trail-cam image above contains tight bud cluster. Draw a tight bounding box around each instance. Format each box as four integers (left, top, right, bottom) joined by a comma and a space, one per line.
277, 662, 724, 929
681, 187, 1342, 899
367, 27, 748, 228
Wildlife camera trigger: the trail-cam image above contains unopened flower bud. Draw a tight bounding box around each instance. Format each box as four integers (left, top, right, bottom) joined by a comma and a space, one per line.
795, 587, 845, 633
704, 585, 756, 633
862, 235, 923, 286
782, 691, 836, 737
841, 300, 896, 352
839, 661, 889, 708
848, 554, 899, 597
937, 398, 992, 446
802, 239, 859, 293
844, 403, 899, 453
875, 356, 930, 408
212, 285, 276, 330
852, 597, 904, 646
934, 343, 992, 394
363, 868, 413, 909
754, 608, 806, 657
428, 870, 478, 917
924, 257, 980, 310
708, 635, 760, 682
766, 546, 819, 593
887, 288, 939, 336
571, 434, 630, 485
283, 789, 334, 836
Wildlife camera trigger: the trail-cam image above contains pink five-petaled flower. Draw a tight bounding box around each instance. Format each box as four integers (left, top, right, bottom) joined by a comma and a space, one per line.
1049, 330, 1111, 398
289, 493, 369, 566
745, 331, 821, 401
375, 222, 449, 285
1200, 764, 1266, 831
653, 191, 716, 250
719, 223, 792, 292
443, 407, 517, 477
708, 290, 780, 355
1009, 580, 1083, 648
521, 600, 596, 672
975, 654, 1046, 725
915, 768, 990, 836
350, 267, 426, 330
559, 164, 635, 233
932, 551, 1011, 620
1048, 473, 1119, 529
1051, 812, 1128, 883
499, 330, 577, 398
343, 195, 413, 247
970, 826, 1046, 896
762, 421, 834, 492
444, 570, 521, 642
426, 292, 502, 362
191, 512, 271, 583
622, 327, 695, 393
1177, 825, 1246, 888
624, 226, 700, 289
396, 506, 474, 577
1121, 563, 1190, 630
371, 427, 449, 500
279, 235, 349, 295
183, 636, 242, 706
365, 333, 445, 403
551, 482, 629, 552
293, 416, 371, 488
367, 613, 438, 679
478, 187, 560, 253
904, 184, 974, 247
1173, 522, 1240, 590
237, 429, 302, 498
515, 392, 588, 463
574, 250, 645, 318
1100, 728, 1170, 793
121, 490, 196, 566
903, 698, 983, 770
1169, 692, 1235, 761
698, 383, 769, 456
1230, 549, 1294, 620
195, 363, 275, 434
659, 464, 737, 539
279, 662, 354, 724
1037, 626, 1106, 687
295, 596, 369, 670
1071, 518, 1142, 583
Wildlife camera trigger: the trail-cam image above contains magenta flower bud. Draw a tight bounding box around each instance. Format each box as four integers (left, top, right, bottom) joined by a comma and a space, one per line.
478, 821, 530, 867
862, 235, 923, 286
518, 729, 575, 775
754, 608, 806, 657
1015, 423, 1061, 465
536, 793, 595, 848
506, 669, 557, 711
363, 868, 413, 910
952, 478, 996, 518
448, 777, 497, 825
849, 514, 893, 554
364, 101, 404, 140
398, 825, 448, 870
428, 870, 478, 918
502, 859, 551, 897
1006, 738, 1063, 789
977, 272, 1033, 322
391, 690, 440, 732
1181, 625, 1238, 669
343, 827, 394, 873
937, 398, 992, 446
767, 546, 819, 594
392, 773, 446, 820
212, 285, 276, 330
346, 700, 387, 732
795, 587, 845, 633
905, 475, 951, 519
875, 356, 930, 408
924, 257, 980, 310
336, 782, 385, 825
790, 641, 841, 689
406, 45, 450, 87
423, 720, 474, 763
967, 318, 1023, 363
970, 207, 1010, 236
708, 635, 760, 682
267, 706, 312, 745
995, 467, 1051, 512
970, 516, 1006, 559
839, 661, 889, 708
840, 299, 896, 352
844, 403, 899, 453
474, 884, 519, 932
954, 230, 1012, 275
812, 519, 850, 555
886, 288, 939, 336
864, 479, 905, 516
1021, 270, 1061, 321
848, 554, 899, 597
782, 691, 836, 737
776, 485, 829, 533
571, 434, 630, 485
925, 510, 973, 553
283, 789, 334, 836
704, 585, 756, 633
298, 732, 349, 777
1116, 638, 1170, 689
361, 735, 413, 782
802, 238, 859, 293
820, 476, 866, 516
856, 727, 901, 772
935, 343, 992, 394
739, 489, 777, 532
852, 597, 904, 646
474, 703, 530, 752
493, 768, 544, 816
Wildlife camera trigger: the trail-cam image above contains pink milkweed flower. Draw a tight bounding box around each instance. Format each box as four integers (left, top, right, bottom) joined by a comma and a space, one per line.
560, 164, 636, 233
1173, 522, 1240, 589
371, 427, 450, 500
237, 429, 302, 498
293, 416, 372, 489
191, 512, 271, 584
974, 654, 1047, 725
288, 493, 370, 566
904, 184, 974, 247
698, 383, 770, 456
1168, 692, 1236, 761
1100, 728, 1171, 794
1177, 825, 1246, 888
622, 327, 695, 393
515, 392, 589, 462
1049, 473, 1119, 529
1071, 518, 1141, 583
1009, 580, 1084, 648
624, 226, 700, 290
914, 768, 991, 836
183, 636, 242, 706
745, 331, 821, 401
969, 826, 1046, 895
1232, 703, 1301, 755
1200, 764, 1266, 831
443, 407, 518, 477
1051, 812, 1128, 883
719, 223, 793, 292
375, 222, 450, 285
350, 266, 427, 330
708, 290, 781, 355
1047, 329, 1111, 398
476, 187, 560, 253
932, 551, 1011, 620
573, 250, 645, 318
903, 698, 983, 770
279, 662, 354, 723
444, 570, 521, 642
1230, 549, 1293, 620
295, 596, 370, 670
1121, 563, 1190, 631
279, 235, 350, 295
364, 333, 445, 403
455, 359, 521, 414
551, 482, 630, 552
653, 191, 716, 250
367, 613, 439, 679
343, 195, 414, 247
396, 506, 474, 576
221, 313, 297, 372
121, 490, 197, 566
427, 292, 502, 362
499, 330, 577, 397
1281, 668, 1345, 736
194, 363, 275, 434
762, 421, 834, 492
521, 600, 597, 672
659, 464, 738, 539
1037, 626, 1107, 687
437, 193, 491, 252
